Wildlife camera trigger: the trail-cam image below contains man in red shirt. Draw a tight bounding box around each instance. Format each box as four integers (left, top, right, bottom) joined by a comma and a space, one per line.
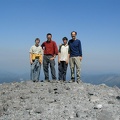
41, 33, 58, 82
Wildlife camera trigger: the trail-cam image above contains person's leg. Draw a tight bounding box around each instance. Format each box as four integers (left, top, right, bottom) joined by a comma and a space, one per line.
63, 61, 68, 81
30, 65, 33, 80
30, 64, 34, 80
69, 57, 75, 82
58, 61, 63, 80
34, 60, 41, 81
74, 57, 81, 82
49, 56, 56, 80
30, 60, 37, 81
43, 55, 49, 80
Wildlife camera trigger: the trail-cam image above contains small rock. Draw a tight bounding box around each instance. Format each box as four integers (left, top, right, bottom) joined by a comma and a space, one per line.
34, 107, 43, 114
20, 94, 29, 99
25, 105, 32, 110
76, 112, 80, 118
116, 96, 120, 100
97, 110, 113, 120
65, 86, 70, 90
90, 96, 100, 102
48, 88, 53, 93
88, 92, 94, 96
94, 104, 103, 109
108, 101, 115, 104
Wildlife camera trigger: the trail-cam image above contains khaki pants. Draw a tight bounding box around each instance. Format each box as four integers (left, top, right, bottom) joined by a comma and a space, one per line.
69, 57, 81, 81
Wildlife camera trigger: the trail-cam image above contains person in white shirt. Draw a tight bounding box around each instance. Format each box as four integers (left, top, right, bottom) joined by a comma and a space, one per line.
29, 38, 43, 82
58, 37, 70, 82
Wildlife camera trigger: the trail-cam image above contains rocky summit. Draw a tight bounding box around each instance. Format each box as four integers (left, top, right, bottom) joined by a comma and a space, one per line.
0, 80, 120, 120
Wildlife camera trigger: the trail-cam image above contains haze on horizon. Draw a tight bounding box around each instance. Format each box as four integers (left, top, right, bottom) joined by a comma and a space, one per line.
0, 0, 120, 76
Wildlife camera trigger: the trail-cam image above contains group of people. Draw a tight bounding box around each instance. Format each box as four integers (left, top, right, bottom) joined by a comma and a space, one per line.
29, 31, 82, 84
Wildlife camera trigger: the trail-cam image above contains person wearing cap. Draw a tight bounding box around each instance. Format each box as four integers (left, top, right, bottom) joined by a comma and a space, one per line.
41, 33, 58, 82
58, 37, 70, 82
68, 31, 82, 84
29, 38, 43, 82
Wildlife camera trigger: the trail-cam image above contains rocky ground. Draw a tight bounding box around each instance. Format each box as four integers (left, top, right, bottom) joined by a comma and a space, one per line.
0, 80, 120, 120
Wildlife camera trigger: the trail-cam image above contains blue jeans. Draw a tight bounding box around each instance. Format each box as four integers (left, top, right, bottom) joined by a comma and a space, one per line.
30, 59, 41, 81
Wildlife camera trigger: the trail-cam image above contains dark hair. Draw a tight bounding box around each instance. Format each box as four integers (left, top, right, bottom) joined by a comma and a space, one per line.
62, 37, 68, 41
35, 38, 40, 42
47, 33, 52, 36
71, 31, 77, 35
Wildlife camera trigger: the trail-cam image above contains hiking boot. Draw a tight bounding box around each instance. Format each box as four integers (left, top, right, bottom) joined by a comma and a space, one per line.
44, 79, 50, 82
40, 80, 44, 82
33, 80, 39, 82
57, 80, 61, 83
77, 81, 80, 84
76, 80, 82, 84
71, 78, 75, 82
69, 80, 73, 83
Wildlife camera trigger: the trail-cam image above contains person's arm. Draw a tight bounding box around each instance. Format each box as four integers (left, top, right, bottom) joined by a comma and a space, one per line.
50, 55, 56, 60
79, 40, 82, 61
40, 46, 43, 55
41, 42, 44, 50
65, 54, 70, 64
58, 53, 60, 63
66, 46, 70, 64
58, 45, 62, 63
30, 53, 33, 64
39, 47, 43, 64
50, 41, 58, 60
54, 41, 58, 55
29, 47, 33, 64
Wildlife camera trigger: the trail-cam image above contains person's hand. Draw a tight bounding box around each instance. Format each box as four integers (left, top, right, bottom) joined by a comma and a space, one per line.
50, 57, 55, 60
66, 60, 68, 64
58, 59, 60, 64
30, 60, 33, 64
80, 57, 82, 61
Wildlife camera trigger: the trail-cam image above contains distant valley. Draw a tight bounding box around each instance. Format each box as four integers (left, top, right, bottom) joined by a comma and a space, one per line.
0, 71, 120, 88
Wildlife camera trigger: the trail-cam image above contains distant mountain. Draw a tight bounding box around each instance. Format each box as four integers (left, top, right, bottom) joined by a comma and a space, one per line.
82, 74, 120, 88
0, 70, 120, 88
0, 71, 29, 83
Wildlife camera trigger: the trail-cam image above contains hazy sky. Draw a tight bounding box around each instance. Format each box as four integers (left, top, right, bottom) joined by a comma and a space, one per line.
0, 0, 120, 75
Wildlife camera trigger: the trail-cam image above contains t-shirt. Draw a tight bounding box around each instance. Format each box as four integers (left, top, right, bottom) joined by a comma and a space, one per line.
59, 44, 69, 61
68, 39, 82, 57
29, 45, 43, 54
41, 40, 58, 56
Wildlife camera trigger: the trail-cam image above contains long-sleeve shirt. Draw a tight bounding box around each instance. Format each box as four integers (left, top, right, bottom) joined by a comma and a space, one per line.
41, 40, 58, 56
68, 39, 82, 57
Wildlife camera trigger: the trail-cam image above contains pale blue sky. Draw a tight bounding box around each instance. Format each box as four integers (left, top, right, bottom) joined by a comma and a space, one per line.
0, 0, 120, 75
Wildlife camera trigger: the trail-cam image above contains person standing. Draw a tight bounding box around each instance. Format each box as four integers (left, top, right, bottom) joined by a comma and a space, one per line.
41, 33, 58, 82
68, 31, 82, 83
29, 38, 43, 82
58, 37, 70, 82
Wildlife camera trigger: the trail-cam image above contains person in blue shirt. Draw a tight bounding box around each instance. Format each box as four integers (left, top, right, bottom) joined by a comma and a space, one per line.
68, 31, 82, 83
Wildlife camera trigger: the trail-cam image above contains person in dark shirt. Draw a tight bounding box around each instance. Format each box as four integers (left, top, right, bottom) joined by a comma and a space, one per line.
41, 33, 58, 82
68, 31, 82, 84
